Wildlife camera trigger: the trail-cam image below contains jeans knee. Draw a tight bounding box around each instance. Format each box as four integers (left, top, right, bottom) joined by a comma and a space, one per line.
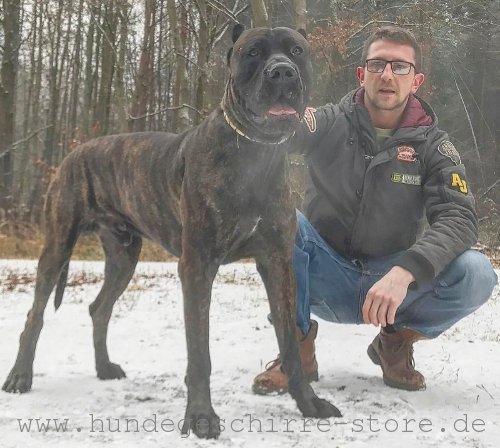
439, 250, 497, 307
295, 209, 314, 249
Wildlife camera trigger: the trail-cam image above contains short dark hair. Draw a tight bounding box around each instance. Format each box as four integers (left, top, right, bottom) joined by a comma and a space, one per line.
361, 26, 422, 73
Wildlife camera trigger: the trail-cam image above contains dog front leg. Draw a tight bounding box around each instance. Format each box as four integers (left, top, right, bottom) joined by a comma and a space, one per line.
256, 255, 342, 418
178, 248, 220, 439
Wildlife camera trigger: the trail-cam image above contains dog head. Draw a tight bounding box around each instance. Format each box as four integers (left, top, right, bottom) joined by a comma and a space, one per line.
223, 25, 312, 144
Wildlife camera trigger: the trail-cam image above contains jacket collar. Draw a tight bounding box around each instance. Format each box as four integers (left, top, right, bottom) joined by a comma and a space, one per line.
347, 87, 434, 128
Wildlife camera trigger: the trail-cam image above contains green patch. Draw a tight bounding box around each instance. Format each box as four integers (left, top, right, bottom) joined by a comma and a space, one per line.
391, 172, 422, 186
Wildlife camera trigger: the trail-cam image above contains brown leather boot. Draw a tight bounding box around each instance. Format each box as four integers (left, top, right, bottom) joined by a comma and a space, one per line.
252, 320, 319, 395
367, 327, 428, 391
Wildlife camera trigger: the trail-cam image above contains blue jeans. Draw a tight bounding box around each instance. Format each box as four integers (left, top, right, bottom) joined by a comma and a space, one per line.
293, 210, 498, 338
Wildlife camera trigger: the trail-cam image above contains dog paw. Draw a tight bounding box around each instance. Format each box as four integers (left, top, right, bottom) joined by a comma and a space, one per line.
312, 396, 342, 418
298, 395, 342, 419
181, 409, 221, 439
96, 362, 126, 380
2, 367, 33, 393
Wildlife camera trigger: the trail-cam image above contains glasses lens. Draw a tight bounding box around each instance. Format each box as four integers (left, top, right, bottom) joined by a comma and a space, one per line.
366, 59, 413, 75
392, 62, 411, 75
367, 60, 386, 73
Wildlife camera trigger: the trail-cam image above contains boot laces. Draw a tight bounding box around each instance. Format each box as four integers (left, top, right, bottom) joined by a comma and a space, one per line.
265, 355, 281, 371
408, 345, 416, 370
392, 340, 416, 370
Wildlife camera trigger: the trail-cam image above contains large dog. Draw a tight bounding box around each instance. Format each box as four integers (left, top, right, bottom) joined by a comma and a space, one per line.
3, 25, 341, 438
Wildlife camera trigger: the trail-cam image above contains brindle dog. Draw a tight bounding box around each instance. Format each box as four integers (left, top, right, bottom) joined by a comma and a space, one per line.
3, 25, 341, 438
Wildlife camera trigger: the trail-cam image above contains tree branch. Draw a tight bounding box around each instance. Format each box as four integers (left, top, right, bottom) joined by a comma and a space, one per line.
128, 104, 203, 122
479, 178, 500, 200
451, 66, 486, 187
0, 125, 54, 159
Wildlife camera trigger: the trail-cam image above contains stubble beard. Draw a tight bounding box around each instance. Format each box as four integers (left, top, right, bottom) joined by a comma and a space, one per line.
367, 90, 410, 113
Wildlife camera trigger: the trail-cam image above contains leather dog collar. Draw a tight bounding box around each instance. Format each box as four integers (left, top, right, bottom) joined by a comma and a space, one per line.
221, 103, 295, 146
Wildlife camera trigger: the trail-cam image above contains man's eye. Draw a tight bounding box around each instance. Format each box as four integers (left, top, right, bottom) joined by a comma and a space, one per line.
249, 48, 260, 57
291, 46, 303, 56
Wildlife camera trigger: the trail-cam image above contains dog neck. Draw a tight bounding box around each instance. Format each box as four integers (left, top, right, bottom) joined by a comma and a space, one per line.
220, 83, 295, 146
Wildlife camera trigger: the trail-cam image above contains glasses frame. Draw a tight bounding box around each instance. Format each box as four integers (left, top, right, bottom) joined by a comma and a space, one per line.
365, 59, 416, 75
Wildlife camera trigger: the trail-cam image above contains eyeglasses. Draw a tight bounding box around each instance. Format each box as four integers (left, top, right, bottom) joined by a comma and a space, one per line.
365, 59, 416, 75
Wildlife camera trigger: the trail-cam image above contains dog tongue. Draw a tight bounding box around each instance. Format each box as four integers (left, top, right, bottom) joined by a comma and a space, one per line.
266, 105, 297, 116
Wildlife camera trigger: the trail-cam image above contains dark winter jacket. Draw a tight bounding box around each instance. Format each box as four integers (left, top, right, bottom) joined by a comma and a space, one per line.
294, 88, 478, 286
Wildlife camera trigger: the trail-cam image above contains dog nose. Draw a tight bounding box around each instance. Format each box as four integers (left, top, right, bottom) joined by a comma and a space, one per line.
265, 63, 298, 83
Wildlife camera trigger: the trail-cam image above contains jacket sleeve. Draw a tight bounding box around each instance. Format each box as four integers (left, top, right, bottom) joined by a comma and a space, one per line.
287, 103, 338, 154
395, 133, 478, 286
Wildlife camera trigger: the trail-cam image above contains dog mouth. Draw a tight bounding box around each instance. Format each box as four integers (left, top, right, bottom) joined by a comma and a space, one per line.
264, 105, 300, 122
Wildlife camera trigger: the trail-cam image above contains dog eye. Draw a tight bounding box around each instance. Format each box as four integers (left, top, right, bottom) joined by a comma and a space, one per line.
291, 46, 303, 56
248, 48, 260, 57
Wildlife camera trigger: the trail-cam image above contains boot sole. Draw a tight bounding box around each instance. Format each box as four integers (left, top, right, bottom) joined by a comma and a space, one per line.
252, 371, 319, 396
367, 344, 425, 392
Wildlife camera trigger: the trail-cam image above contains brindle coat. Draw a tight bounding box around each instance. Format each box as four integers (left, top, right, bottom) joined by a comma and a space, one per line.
3, 25, 341, 439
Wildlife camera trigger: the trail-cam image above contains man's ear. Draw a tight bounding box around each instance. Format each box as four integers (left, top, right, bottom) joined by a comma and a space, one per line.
357, 66, 365, 85
297, 28, 307, 39
411, 73, 425, 94
232, 23, 244, 43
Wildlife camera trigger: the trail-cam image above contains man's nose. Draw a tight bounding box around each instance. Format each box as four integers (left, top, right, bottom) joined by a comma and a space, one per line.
380, 62, 394, 81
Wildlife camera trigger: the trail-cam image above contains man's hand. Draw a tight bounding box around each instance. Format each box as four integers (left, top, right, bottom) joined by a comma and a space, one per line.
362, 266, 415, 327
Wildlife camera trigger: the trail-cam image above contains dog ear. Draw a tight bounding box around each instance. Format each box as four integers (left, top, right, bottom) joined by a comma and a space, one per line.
232, 23, 244, 43
227, 24, 244, 65
297, 28, 307, 39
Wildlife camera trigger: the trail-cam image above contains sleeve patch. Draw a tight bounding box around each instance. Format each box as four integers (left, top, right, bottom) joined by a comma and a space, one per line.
450, 173, 468, 194
303, 107, 317, 133
438, 140, 461, 165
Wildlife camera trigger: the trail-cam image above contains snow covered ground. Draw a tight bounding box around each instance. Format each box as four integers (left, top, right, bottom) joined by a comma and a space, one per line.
0, 259, 499, 448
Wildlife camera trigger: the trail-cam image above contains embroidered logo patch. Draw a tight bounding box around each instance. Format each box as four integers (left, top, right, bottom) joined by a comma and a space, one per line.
438, 140, 461, 165
391, 172, 422, 185
303, 107, 317, 133
397, 145, 417, 163
450, 173, 468, 193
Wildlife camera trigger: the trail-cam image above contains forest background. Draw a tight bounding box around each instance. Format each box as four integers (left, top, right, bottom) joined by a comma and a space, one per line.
0, 0, 499, 261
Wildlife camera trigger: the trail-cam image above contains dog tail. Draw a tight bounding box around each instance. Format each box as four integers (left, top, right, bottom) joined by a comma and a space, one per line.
54, 261, 69, 311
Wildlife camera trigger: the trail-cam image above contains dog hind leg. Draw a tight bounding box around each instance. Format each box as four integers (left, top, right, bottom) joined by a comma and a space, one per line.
2, 224, 79, 393
89, 229, 142, 380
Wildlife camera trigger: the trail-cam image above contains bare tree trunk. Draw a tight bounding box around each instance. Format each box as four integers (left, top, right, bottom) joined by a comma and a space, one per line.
167, 0, 190, 131
68, 0, 85, 144
43, 0, 64, 166
95, 1, 118, 135
249, 0, 268, 27
155, 0, 166, 130
0, 0, 21, 210
16, 0, 40, 203
416, 5, 432, 101
178, 5, 190, 130
82, 3, 99, 135
294, 0, 307, 31
28, 0, 65, 222
115, 0, 131, 133
58, 8, 73, 162
194, 0, 210, 125
128, 0, 156, 132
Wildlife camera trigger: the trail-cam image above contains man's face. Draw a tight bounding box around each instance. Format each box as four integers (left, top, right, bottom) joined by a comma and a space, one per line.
357, 39, 425, 117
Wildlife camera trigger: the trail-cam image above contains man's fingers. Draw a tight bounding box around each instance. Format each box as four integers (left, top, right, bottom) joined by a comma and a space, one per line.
368, 298, 381, 326
387, 303, 398, 325
377, 302, 389, 327
362, 296, 372, 324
